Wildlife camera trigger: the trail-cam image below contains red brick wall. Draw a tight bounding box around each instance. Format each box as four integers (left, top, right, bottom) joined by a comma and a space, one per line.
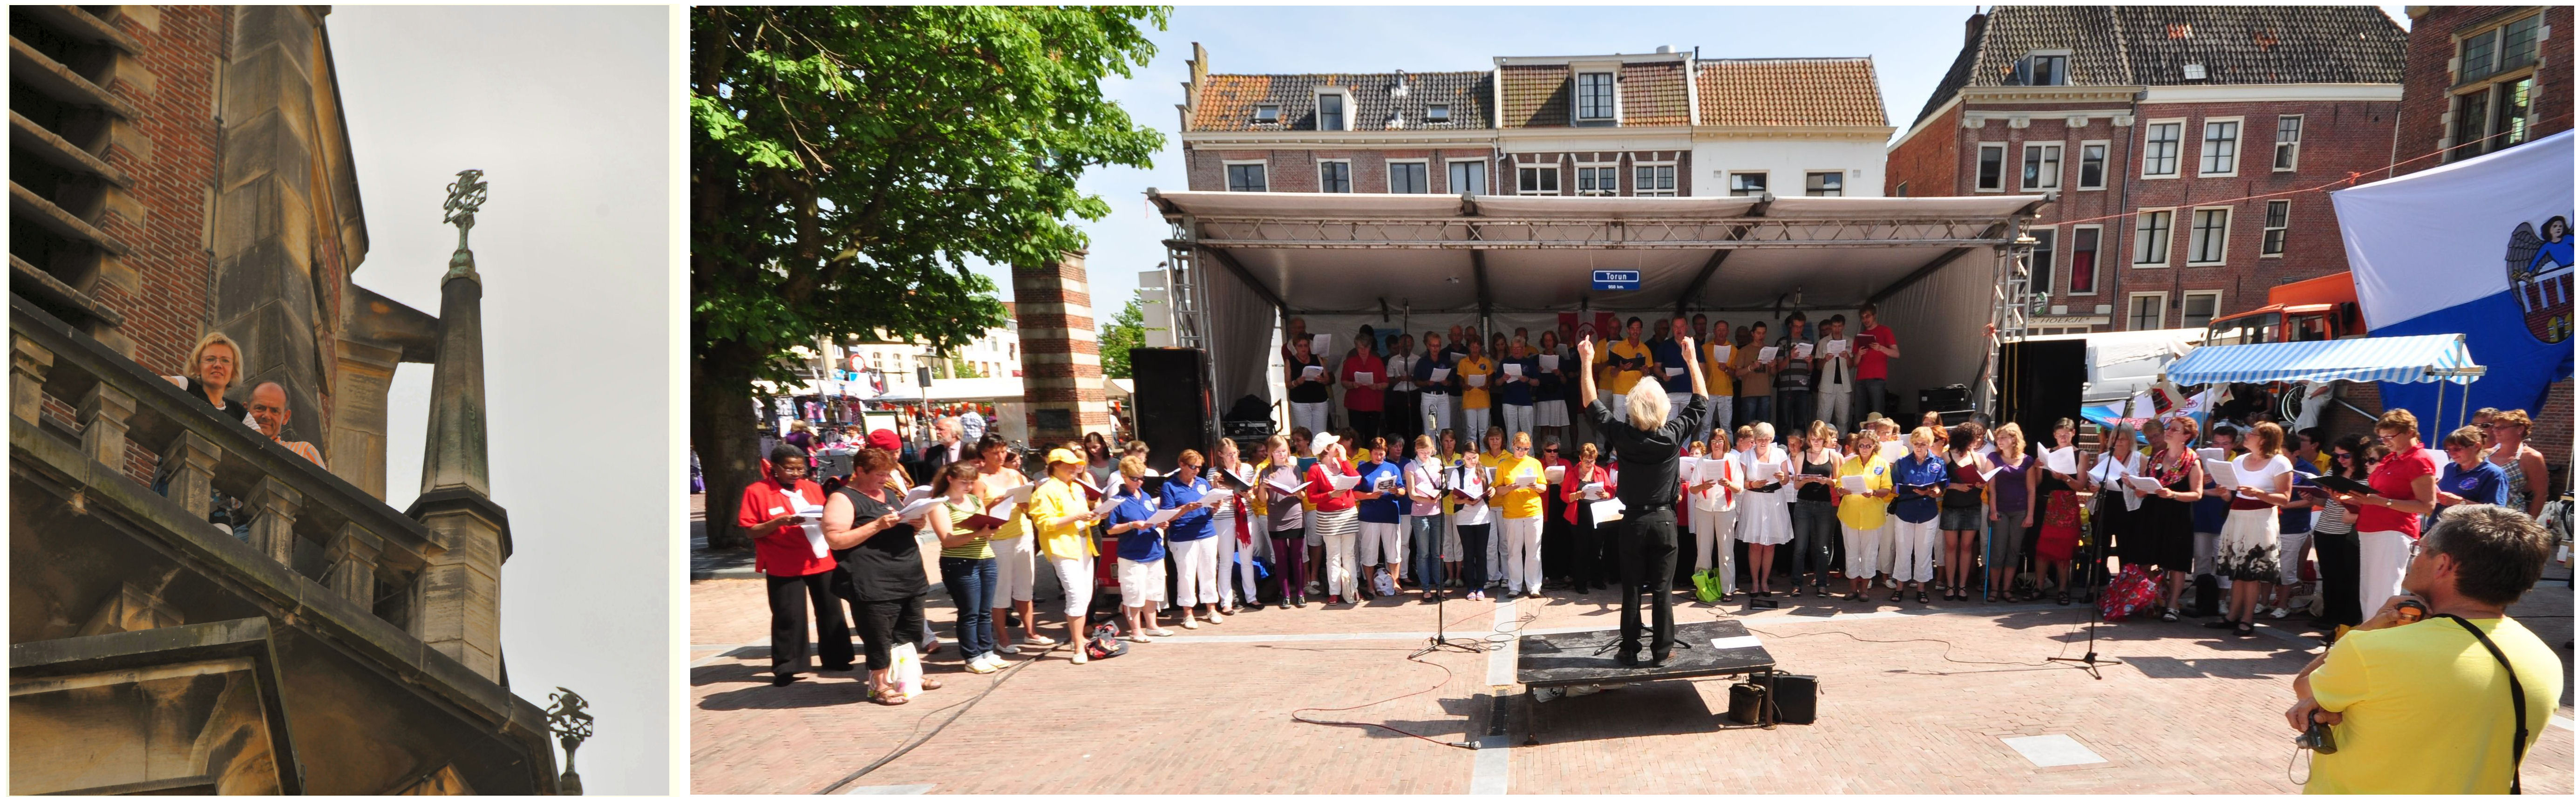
2114, 99, 2399, 328
1883, 104, 1963, 198
2392, 6, 2572, 175
96, 7, 228, 377
2531, 378, 2571, 474
1183, 147, 1495, 193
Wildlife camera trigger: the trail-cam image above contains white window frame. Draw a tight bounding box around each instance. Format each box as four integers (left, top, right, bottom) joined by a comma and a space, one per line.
1315, 89, 1352, 132
1574, 71, 1618, 123
1975, 143, 2008, 192
1385, 159, 1431, 194
2066, 224, 2104, 296
1253, 104, 1281, 124
2141, 119, 2184, 178
1516, 163, 1561, 196
1223, 159, 1269, 192
2180, 290, 2225, 330
2019, 141, 2064, 192
2020, 49, 2072, 86
2076, 139, 2110, 190
1447, 158, 1487, 196
1802, 170, 1844, 197
2127, 291, 2169, 330
2261, 200, 2290, 257
1725, 170, 1768, 198
1632, 162, 1677, 197
1424, 103, 1452, 124
1573, 163, 1621, 196
2186, 205, 2231, 266
2272, 115, 2303, 172
2198, 116, 2243, 177
2025, 225, 2058, 297
2132, 208, 2175, 268
1316, 159, 1353, 193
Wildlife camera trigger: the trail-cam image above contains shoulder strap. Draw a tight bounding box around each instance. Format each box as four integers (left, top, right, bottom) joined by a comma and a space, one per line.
2439, 614, 2528, 795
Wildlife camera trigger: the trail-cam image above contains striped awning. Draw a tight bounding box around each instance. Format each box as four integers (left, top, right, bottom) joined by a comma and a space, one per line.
2162, 334, 2481, 386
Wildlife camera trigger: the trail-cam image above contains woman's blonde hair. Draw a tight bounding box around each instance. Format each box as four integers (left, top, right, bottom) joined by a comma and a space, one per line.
1118, 454, 1151, 478
1906, 427, 1939, 447
1626, 381, 1669, 430
2375, 408, 2418, 438
1752, 422, 1775, 441
1993, 422, 2025, 457
184, 331, 244, 383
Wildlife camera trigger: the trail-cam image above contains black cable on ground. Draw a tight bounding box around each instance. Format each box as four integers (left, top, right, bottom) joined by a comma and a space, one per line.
816, 644, 1054, 795
1288, 646, 1479, 749
1744, 627, 2075, 672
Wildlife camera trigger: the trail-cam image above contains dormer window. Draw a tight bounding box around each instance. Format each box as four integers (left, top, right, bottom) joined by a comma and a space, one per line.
1575, 72, 1616, 122
1425, 103, 1450, 123
1253, 104, 1280, 124
1316, 92, 1347, 131
2016, 51, 2070, 86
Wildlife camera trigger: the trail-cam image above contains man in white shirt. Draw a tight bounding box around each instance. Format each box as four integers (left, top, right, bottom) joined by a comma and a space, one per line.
1814, 315, 1855, 433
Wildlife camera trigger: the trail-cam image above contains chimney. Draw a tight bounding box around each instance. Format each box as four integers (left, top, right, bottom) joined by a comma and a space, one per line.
1967, 9, 1987, 48
1655, 45, 1672, 54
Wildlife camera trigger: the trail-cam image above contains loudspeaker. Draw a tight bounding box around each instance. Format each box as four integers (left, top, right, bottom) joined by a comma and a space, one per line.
1129, 347, 1210, 472
1726, 682, 1769, 725
1758, 672, 1818, 724
1917, 384, 1971, 414
2000, 339, 2087, 441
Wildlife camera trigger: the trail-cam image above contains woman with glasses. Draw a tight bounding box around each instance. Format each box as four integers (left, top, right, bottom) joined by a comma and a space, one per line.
2323, 410, 2440, 623
1735, 423, 1794, 599
2140, 417, 2207, 622
2084, 422, 2146, 595
1937, 422, 1987, 601
1257, 436, 1312, 609
2207, 422, 2297, 638
2307, 435, 2379, 630
1785, 424, 1840, 597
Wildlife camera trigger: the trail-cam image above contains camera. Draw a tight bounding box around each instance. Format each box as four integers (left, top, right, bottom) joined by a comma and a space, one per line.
2295, 709, 2338, 754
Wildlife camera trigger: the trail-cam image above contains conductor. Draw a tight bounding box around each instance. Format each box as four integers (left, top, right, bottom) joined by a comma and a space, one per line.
1575, 331, 1709, 666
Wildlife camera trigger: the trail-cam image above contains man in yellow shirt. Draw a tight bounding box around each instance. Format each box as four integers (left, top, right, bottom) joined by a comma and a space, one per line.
1604, 317, 1654, 421
1456, 336, 1496, 438
1834, 429, 1896, 600
1026, 448, 1106, 664
1493, 432, 1550, 598
2290, 505, 2562, 794
1700, 319, 1736, 443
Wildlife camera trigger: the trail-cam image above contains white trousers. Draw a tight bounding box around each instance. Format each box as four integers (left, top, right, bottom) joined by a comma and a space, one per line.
1890, 517, 1940, 584
1500, 515, 1544, 593
1691, 504, 1736, 593
1463, 407, 1491, 439
1291, 401, 1330, 436
1215, 515, 1260, 607
1358, 520, 1404, 570
1320, 533, 1359, 598
1816, 389, 1850, 433
991, 532, 1037, 602
1704, 395, 1733, 444
1170, 535, 1221, 607
1117, 558, 1167, 608
2356, 530, 2414, 622
1841, 521, 1888, 579
1048, 552, 1094, 618
1502, 403, 1535, 443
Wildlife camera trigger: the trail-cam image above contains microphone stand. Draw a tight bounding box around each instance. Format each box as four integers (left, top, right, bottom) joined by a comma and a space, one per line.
1419, 575, 1487, 656
2046, 515, 2121, 679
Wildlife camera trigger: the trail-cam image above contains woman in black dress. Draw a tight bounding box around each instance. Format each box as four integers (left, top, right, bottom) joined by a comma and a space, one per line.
2085, 422, 2146, 592
823, 446, 947, 704
2137, 416, 2206, 622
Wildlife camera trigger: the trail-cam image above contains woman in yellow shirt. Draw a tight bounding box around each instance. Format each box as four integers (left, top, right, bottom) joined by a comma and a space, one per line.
1456, 336, 1496, 439
1495, 432, 1550, 598
1026, 447, 1108, 663
1834, 428, 1897, 602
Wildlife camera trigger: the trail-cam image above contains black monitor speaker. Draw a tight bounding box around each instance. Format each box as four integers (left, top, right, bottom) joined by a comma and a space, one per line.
1999, 339, 2087, 439
1128, 347, 1210, 472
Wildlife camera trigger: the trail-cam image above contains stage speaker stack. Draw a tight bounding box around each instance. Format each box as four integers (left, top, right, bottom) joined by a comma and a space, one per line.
1999, 339, 2087, 438
1725, 672, 1819, 725
1128, 347, 1211, 473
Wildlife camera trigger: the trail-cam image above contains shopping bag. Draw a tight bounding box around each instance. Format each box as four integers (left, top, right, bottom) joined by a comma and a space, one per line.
1693, 569, 1722, 603
885, 642, 924, 698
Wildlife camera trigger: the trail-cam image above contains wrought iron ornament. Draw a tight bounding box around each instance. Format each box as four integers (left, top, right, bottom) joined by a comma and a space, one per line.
545, 687, 594, 794
443, 169, 489, 278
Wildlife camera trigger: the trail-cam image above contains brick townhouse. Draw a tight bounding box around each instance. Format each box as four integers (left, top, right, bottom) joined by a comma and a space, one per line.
1176, 44, 1889, 198
1885, 6, 2408, 334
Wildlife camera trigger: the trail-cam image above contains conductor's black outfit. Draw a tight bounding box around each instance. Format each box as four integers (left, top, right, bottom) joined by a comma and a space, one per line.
1584, 393, 1708, 663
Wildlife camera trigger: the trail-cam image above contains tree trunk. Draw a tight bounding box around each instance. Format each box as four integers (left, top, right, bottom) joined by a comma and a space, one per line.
693, 337, 762, 551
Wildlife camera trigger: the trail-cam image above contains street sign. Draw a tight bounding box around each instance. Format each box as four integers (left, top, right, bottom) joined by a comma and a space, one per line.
1592, 270, 1641, 291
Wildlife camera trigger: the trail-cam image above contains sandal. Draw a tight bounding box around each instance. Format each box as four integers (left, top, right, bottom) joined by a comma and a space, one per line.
920, 677, 945, 691
2056, 591, 2073, 606
2233, 623, 2256, 637
2160, 608, 2180, 622
1916, 590, 1931, 605
870, 689, 911, 706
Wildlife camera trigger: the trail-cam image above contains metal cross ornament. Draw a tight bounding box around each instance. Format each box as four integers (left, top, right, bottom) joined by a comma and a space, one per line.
545, 687, 594, 794
442, 170, 489, 276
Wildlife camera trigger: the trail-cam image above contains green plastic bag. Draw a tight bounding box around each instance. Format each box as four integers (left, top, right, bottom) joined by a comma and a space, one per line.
1692, 569, 1721, 603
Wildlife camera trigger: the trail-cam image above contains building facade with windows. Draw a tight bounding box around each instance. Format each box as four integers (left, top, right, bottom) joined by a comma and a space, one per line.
1884, 6, 2407, 333
1691, 58, 1896, 198
1493, 50, 1697, 197
1177, 44, 1498, 197
2390, 6, 2568, 175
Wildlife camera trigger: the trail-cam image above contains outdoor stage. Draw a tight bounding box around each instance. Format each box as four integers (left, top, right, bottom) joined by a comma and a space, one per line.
687, 528, 2575, 795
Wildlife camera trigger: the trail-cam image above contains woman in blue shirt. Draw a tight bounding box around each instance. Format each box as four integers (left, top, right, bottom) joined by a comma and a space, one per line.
1356, 436, 1410, 599
2434, 425, 2511, 522
1101, 456, 1172, 643
1158, 450, 1221, 629
1886, 426, 1948, 604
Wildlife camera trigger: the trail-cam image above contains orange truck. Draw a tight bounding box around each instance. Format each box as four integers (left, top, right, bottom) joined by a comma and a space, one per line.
2201, 272, 2369, 346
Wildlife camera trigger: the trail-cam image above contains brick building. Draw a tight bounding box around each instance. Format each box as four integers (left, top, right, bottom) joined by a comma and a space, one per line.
2391, 6, 2570, 174
1175, 44, 1890, 198
1885, 6, 2408, 334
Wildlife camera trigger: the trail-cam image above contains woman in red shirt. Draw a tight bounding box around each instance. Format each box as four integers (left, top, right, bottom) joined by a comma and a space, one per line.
1339, 338, 1387, 450
2326, 409, 2440, 622
1559, 443, 1619, 594
738, 444, 851, 687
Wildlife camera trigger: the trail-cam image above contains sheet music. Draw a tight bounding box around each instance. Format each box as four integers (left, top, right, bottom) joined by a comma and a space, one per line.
1142, 506, 1185, 526
1351, 371, 1375, 386
1664, 367, 1685, 377
1311, 334, 1333, 354
1757, 346, 1780, 362
1199, 488, 1236, 504
2124, 475, 2166, 495
1265, 469, 1304, 495
2206, 462, 2243, 490
1302, 365, 1325, 381
1539, 354, 1560, 370
1823, 339, 1849, 356
1590, 496, 1626, 524
1466, 374, 1487, 388
1713, 344, 1733, 362
1431, 367, 1452, 381
1326, 472, 1362, 490
1544, 464, 1566, 484
896, 496, 950, 522
1747, 460, 1777, 483
1503, 363, 1523, 378
906, 484, 933, 502
1792, 342, 1814, 359
1701, 458, 1728, 483
2043, 446, 2080, 475
1840, 475, 1868, 493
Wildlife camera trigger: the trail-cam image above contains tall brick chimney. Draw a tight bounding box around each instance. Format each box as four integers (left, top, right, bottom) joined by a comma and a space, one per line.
1011, 251, 1115, 447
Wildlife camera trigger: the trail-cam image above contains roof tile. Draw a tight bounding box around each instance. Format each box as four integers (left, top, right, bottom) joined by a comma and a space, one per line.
1189, 71, 1492, 132
1696, 58, 1888, 127
1914, 5, 2407, 127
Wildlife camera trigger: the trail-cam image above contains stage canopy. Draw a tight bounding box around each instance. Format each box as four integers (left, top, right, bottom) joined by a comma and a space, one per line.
2160, 334, 2481, 387
1150, 190, 2051, 410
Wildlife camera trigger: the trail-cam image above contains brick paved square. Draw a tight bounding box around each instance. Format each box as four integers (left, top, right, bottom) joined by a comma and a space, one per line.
693, 545, 2575, 794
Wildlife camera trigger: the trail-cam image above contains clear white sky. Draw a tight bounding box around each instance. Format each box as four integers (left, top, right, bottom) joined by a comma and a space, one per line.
985, 4, 2408, 322
332, 6, 670, 794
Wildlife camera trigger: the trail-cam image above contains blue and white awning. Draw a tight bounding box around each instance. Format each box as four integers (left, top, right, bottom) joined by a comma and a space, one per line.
2162, 334, 2481, 386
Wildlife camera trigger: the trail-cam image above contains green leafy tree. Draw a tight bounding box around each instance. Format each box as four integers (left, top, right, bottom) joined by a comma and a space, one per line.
947, 357, 982, 379
693, 6, 1165, 547
1096, 297, 1148, 380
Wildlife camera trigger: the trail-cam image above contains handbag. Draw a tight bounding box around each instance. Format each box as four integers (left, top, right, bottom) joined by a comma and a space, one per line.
2440, 615, 2531, 794
885, 642, 924, 698
1693, 569, 1723, 603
